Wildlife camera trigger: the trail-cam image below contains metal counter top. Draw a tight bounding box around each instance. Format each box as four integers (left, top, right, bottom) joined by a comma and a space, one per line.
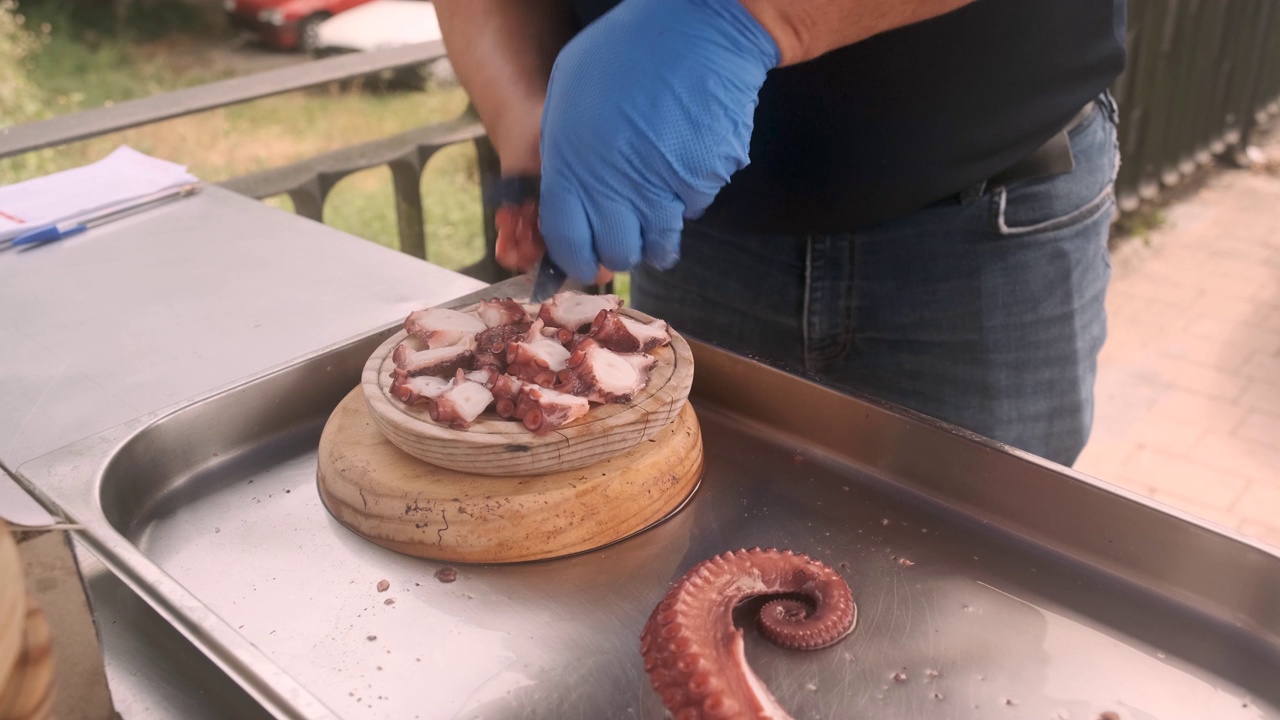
13, 299, 1280, 720
0, 186, 485, 717
0, 185, 484, 470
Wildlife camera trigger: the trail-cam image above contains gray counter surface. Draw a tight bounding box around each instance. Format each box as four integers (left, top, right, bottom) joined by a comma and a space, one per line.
0, 185, 485, 717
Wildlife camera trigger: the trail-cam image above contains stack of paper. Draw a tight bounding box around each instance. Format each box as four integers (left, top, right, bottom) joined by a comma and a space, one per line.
0, 146, 200, 242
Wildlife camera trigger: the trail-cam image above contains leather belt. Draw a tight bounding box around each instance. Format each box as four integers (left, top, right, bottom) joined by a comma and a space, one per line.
986, 100, 1096, 188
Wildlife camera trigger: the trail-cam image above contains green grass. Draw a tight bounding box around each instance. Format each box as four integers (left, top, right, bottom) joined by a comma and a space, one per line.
1, 5, 488, 274
0, 6, 635, 298
1111, 205, 1167, 245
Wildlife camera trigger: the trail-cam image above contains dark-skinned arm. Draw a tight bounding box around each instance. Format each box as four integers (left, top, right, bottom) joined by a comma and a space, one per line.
434, 0, 576, 175
435, 0, 580, 272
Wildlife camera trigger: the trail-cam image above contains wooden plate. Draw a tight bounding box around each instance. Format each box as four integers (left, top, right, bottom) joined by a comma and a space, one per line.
362, 304, 694, 477
318, 387, 703, 563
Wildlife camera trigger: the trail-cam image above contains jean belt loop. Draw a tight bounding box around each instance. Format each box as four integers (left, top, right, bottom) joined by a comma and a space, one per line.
959, 180, 987, 205
1100, 90, 1120, 125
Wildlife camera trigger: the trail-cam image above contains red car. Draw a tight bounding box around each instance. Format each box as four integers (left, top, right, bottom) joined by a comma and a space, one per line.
224, 0, 378, 52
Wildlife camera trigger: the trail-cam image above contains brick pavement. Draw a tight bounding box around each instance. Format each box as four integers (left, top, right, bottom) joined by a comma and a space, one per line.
1073, 142, 1280, 549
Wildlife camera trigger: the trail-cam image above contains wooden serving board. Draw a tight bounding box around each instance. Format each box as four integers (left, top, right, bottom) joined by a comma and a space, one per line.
362, 305, 695, 477
317, 387, 703, 564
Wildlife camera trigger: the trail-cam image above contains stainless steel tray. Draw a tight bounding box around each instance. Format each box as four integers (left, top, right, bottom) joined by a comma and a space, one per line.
16, 282, 1280, 720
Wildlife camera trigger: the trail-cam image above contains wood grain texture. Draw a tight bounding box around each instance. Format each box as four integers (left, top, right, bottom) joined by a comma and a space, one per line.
0, 601, 54, 720
317, 388, 703, 564
362, 305, 695, 477
0, 522, 23, 702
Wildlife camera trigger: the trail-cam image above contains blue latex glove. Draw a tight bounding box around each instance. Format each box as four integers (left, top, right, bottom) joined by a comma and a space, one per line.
537, 0, 780, 284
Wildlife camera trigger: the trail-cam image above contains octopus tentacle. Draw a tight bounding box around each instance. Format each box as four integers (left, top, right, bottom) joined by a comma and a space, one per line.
473, 322, 531, 372
513, 385, 590, 434
640, 547, 856, 720
490, 374, 524, 419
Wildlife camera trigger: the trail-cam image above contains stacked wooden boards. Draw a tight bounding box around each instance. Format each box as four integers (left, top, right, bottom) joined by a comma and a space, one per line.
316, 305, 702, 563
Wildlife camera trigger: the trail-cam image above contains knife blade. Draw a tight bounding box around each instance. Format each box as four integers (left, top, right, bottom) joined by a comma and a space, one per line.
529, 254, 569, 304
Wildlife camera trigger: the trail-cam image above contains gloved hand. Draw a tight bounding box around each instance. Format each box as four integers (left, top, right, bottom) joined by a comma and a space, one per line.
537, 0, 780, 284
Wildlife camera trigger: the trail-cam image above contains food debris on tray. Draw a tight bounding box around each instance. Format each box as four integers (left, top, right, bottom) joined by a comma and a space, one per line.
387, 291, 671, 435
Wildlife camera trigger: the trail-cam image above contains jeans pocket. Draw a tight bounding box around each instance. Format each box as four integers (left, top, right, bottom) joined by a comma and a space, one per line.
992, 102, 1120, 238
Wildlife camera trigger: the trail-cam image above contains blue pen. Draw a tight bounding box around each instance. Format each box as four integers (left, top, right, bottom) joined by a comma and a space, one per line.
11, 220, 90, 247
5, 183, 201, 249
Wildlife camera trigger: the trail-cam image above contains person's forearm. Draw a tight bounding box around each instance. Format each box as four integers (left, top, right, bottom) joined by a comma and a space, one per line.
738, 0, 975, 66
435, 0, 576, 172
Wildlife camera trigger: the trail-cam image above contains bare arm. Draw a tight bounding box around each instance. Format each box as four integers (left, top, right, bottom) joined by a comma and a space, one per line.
738, 0, 976, 66
435, 0, 577, 173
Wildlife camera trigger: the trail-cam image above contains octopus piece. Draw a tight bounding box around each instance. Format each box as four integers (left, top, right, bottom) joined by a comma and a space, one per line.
404, 307, 486, 348
391, 344, 474, 378
506, 319, 571, 388
477, 297, 531, 328
389, 374, 450, 406
511, 384, 590, 435
639, 548, 856, 720
538, 290, 623, 332
539, 323, 590, 353
465, 367, 499, 388
490, 374, 525, 419
554, 339, 656, 403
426, 370, 495, 429
473, 322, 532, 372
590, 310, 671, 353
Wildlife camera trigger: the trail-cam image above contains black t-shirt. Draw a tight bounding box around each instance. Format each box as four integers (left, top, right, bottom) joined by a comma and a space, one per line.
568, 0, 1127, 234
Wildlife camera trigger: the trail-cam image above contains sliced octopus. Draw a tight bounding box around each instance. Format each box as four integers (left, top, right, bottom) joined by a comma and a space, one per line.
477, 297, 530, 328
506, 319, 572, 388
387, 291, 670, 434
425, 369, 494, 429
391, 344, 474, 379
404, 307, 485, 348
511, 384, 590, 434
554, 339, 656, 404
590, 309, 671, 353
538, 290, 623, 332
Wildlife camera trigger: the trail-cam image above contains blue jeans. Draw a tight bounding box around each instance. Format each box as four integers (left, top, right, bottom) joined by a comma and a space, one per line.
631, 94, 1120, 466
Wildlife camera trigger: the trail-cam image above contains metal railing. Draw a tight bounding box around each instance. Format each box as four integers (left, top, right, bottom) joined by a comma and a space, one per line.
0, 40, 510, 283
1114, 0, 1280, 212
3, 3, 1280, 267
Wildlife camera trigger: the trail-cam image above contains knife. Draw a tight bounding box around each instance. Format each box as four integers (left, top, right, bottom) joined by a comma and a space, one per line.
529, 254, 569, 304
485, 174, 570, 303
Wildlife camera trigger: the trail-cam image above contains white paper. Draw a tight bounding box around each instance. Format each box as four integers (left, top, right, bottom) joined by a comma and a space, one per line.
0, 145, 199, 241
